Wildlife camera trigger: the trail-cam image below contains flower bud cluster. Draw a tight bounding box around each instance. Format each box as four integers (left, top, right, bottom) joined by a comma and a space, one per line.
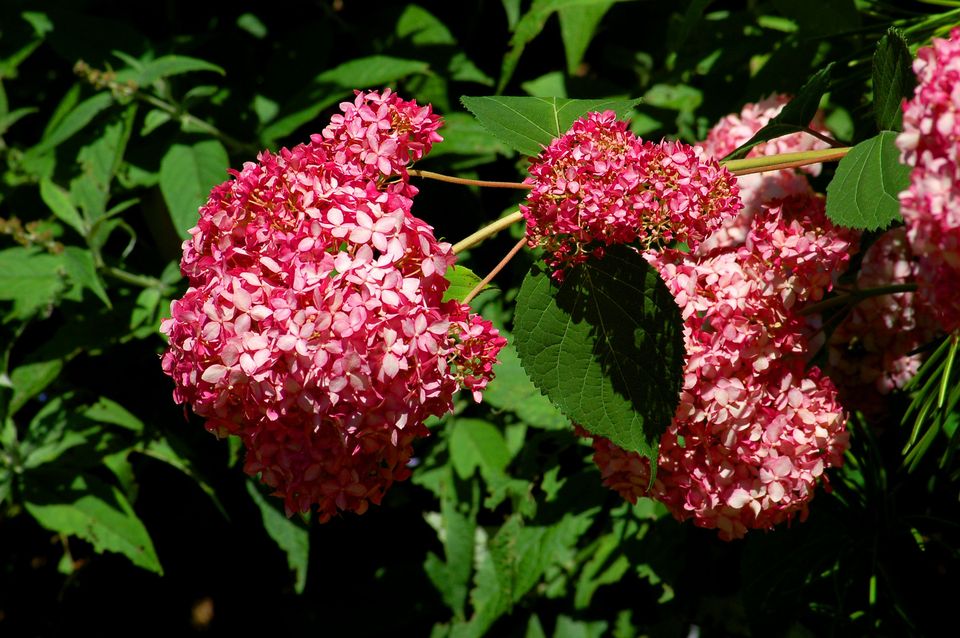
161, 89, 505, 520
521, 111, 741, 280
897, 28, 960, 332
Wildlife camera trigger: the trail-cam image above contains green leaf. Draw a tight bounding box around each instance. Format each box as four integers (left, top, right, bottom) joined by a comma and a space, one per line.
159, 140, 229, 238
443, 265, 485, 303
513, 247, 684, 466
558, 1, 615, 75
424, 471, 476, 620
0, 106, 38, 135
825, 131, 910, 230
21, 397, 90, 469
8, 359, 63, 417
396, 5, 456, 45
460, 95, 641, 157
33, 92, 114, 155
449, 419, 511, 480
63, 247, 111, 307
24, 470, 162, 573
83, 397, 144, 433
872, 28, 915, 131
40, 178, 86, 236
483, 341, 569, 430
428, 113, 514, 160
0, 247, 66, 320
553, 616, 609, 638
141, 109, 172, 136
261, 56, 429, 142
725, 63, 834, 161
245, 480, 309, 594
70, 105, 136, 223
133, 55, 225, 86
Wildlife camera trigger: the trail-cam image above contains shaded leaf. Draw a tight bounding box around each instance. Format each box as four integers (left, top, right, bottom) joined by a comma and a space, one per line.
424, 470, 476, 620
825, 131, 910, 230
246, 480, 309, 594
8, 359, 63, 417
513, 247, 684, 466
159, 140, 229, 238
460, 95, 641, 157
449, 419, 511, 480
83, 397, 143, 433
261, 56, 429, 142
872, 27, 915, 131
725, 63, 834, 160
558, 1, 615, 75
134, 55, 225, 86
33, 92, 113, 155
484, 341, 569, 430
24, 470, 162, 573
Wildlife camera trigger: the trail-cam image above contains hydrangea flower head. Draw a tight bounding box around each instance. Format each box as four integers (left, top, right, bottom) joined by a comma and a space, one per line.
521, 111, 741, 279
161, 90, 505, 520
697, 94, 832, 255
897, 27, 960, 332
582, 192, 853, 540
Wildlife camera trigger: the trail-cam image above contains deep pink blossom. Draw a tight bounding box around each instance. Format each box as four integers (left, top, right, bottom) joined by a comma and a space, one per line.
521, 111, 741, 279
897, 27, 960, 332
161, 90, 505, 520
581, 192, 853, 540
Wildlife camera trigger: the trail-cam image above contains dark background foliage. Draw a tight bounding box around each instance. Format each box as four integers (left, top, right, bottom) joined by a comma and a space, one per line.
1, 1, 958, 636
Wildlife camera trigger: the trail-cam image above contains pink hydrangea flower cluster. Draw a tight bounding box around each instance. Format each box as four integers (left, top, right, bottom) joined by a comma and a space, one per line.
897, 27, 960, 333
521, 111, 742, 279
581, 193, 855, 540
697, 94, 832, 254
161, 89, 506, 520
827, 228, 938, 410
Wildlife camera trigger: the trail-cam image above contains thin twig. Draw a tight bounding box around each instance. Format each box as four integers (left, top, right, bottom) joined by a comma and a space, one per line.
452, 211, 525, 254
462, 238, 528, 305
410, 169, 532, 190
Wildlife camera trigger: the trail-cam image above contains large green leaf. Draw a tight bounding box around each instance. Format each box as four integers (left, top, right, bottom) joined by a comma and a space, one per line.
159, 140, 229, 238
872, 27, 915, 131
460, 95, 641, 157
724, 63, 834, 160
825, 131, 910, 230
513, 247, 683, 466
0, 247, 66, 320
24, 470, 162, 574
8, 359, 63, 417
246, 480, 309, 594
260, 56, 429, 142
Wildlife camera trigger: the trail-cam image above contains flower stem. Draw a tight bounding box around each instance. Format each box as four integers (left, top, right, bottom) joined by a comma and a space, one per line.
409, 170, 532, 190
723, 147, 851, 176
463, 238, 527, 305
800, 282, 918, 316
102, 266, 172, 292
452, 211, 525, 254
